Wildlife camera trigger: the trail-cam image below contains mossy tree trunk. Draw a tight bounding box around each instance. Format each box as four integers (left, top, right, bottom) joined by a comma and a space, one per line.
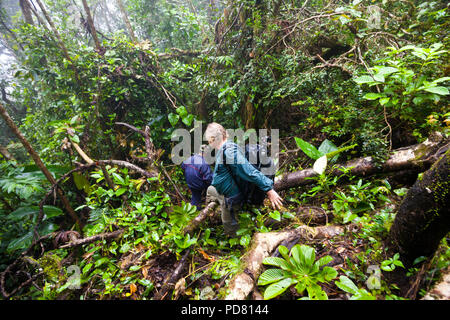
387, 149, 449, 269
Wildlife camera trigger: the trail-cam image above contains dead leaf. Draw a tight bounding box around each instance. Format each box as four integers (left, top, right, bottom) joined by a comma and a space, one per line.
129, 283, 137, 295
173, 278, 186, 299
197, 247, 215, 262
142, 266, 149, 278
336, 247, 345, 254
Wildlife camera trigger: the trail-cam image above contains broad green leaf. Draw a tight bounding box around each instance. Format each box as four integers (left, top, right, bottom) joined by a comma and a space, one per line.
7, 205, 63, 220
181, 114, 194, 126
294, 137, 323, 160
258, 269, 288, 286
363, 93, 382, 100
168, 113, 179, 126
295, 281, 307, 294
322, 266, 338, 281
318, 139, 338, 155
262, 257, 292, 271
372, 73, 385, 82
176, 106, 188, 117
306, 283, 328, 300
295, 244, 316, 268
70, 135, 80, 144
423, 86, 449, 95
375, 66, 398, 75
115, 188, 127, 196
354, 75, 375, 84
94, 257, 110, 267
277, 245, 290, 261
351, 290, 376, 300
112, 172, 125, 184
263, 278, 296, 300
335, 276, 359, 294
7, 207, 39, 220
379, 97, 390, 105
73, 172, 91, 193
7, 231, 33, 253
269, 210, 281, 221
315, 255, 333, 268
432, 77, 450, 84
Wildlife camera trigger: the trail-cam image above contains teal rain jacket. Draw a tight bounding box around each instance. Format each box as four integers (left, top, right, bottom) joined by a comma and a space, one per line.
211, 141, 273, 198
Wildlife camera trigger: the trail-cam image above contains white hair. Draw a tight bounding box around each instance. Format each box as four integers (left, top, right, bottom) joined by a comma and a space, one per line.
204, 122, 228, 143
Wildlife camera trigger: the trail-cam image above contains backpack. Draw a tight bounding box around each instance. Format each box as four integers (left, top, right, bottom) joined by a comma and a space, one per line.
244, 144, 275, 205
223, 143, 275, 206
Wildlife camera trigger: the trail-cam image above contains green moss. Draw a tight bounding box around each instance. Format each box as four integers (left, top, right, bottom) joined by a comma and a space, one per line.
38, 253, 62, 282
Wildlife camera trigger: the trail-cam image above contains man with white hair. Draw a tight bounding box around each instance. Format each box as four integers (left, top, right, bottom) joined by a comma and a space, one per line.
204, 122, 283, 236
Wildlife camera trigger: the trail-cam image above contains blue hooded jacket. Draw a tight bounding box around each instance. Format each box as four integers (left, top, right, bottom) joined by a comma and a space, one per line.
181, 154, 213, 191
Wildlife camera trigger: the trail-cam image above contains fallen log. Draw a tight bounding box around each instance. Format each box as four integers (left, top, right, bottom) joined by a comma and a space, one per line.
224, 225, 344, 300
274, 132, 447, 191
183, 202, 219, 236
59, 229, 124, 249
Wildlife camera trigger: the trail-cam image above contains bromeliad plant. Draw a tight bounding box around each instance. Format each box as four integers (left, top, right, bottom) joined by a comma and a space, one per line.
257, 244, 338, 300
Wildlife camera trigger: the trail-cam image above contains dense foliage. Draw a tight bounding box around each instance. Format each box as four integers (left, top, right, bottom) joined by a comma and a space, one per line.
0, 0, 448, 300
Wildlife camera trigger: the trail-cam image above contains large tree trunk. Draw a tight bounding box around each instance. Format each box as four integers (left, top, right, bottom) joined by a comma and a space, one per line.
19, 0, 34, 25
116, 0, 137, 43
81, 0, 102, 51
387, 148, 449, 269
274, 132, 447, 191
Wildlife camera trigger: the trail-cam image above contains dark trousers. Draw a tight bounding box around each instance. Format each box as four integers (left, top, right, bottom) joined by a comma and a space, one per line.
190, 188, 203, 210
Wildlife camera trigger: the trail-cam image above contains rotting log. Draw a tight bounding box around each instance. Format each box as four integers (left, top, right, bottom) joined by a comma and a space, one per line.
224, 225, 344, 300
274, 132, 447, 191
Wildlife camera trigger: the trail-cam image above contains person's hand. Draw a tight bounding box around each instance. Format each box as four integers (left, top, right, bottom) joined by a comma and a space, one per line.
267, 189, 283, 210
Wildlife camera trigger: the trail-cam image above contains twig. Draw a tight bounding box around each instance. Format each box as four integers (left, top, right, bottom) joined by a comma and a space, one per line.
115, 122, 187, 202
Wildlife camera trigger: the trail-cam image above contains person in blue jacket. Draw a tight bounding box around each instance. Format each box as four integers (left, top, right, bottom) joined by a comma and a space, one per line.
181, 145, 213, 210
204, 122, 283, 236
